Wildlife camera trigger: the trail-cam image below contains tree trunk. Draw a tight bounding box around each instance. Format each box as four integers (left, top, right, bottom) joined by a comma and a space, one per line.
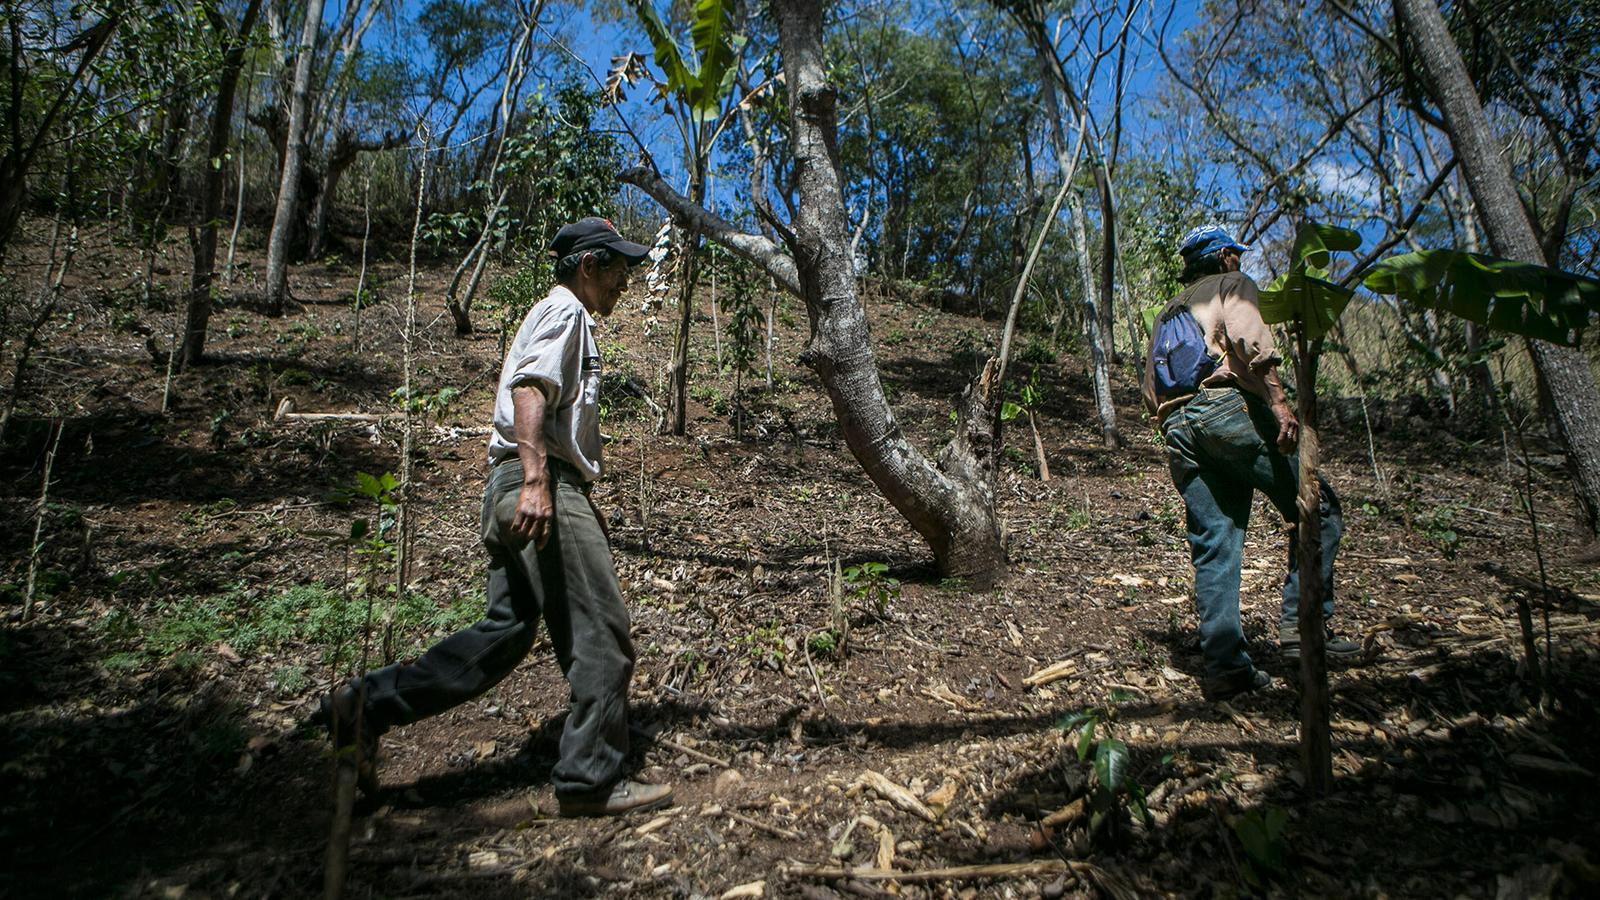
0, 12, 119, 263
777, 0, 1004, 577
1396, 0, 1600, 534
181, 0, 263, 369
668, 167, 706, 436
1069, 193, 1122, 448
263, 0, 325, 314
1294, 335, 1333, 796
626, 0, 1007, 581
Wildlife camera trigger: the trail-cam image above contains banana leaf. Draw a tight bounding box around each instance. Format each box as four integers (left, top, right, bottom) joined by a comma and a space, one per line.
1364, 249, 1600, 347
1255, 223, 1361, 340
1258, 271, 1354, 341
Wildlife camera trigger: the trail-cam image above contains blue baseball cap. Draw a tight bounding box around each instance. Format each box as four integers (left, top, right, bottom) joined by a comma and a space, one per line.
1178, 224, 1249, 260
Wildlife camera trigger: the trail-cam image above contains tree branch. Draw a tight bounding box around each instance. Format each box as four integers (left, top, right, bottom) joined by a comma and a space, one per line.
619, 165, 801, 296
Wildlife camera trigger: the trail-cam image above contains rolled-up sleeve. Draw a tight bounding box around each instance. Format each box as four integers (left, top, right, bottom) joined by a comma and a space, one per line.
507, 307, 582, 404
1219, 277, 1282, 373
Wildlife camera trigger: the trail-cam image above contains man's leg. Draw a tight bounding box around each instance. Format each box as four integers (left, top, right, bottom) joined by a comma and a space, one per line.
1234, 393, 1339, 633
358, 477, 543, 732
1178, 467, 1256, 681
536, 480, 635, 798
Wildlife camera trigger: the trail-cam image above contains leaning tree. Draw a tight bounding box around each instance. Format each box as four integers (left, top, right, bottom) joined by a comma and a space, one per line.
621, 0, 1007, 580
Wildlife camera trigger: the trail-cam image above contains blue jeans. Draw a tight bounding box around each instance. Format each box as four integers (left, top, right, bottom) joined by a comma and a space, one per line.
1163, 387, 1342, 681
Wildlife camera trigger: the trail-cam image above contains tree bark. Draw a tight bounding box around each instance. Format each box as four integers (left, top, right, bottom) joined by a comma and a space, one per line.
0, 13, 119, 262
263, 0, 326, 314
1294, 336, 1333, 796
626, 0, 1007, 580
181, 0, 264, 369
1395, 0, 1600, 535
307, 128, 404, 259
1068, 193, 1122, 448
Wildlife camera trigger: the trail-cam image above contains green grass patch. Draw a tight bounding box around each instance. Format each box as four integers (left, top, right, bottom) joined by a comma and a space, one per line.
128, 582, 483, 678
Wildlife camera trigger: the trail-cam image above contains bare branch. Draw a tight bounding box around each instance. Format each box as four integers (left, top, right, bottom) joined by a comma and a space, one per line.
619, 165, 801, 296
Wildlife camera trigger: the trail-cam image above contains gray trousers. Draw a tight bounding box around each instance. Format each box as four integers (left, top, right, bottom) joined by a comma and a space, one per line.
358, 458, 635, 796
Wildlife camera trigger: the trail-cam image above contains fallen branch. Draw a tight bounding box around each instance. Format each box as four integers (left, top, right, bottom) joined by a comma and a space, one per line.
1023, 659, 1078, 688
275, 397, 392, 423
785, 859, 1137, 898
660, 737, 732, 769
726, 809, 801, 840
851, 770, 937, 822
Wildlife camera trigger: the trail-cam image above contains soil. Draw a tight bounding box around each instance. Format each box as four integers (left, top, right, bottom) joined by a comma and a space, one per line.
3, 223, 1599, 899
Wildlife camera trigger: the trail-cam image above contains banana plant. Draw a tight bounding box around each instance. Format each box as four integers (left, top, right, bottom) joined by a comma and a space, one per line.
629, 0, 746, 126
621, 0, 749, 435
1256, 222, 1362, 337
1256, 221, 1364, 797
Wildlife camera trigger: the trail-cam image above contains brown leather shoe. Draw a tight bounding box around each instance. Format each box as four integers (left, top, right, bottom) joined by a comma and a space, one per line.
557, 780, 674, 818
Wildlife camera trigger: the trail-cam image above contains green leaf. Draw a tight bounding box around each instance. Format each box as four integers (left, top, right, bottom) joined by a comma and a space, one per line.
1140, 303, 1162, 337
1364, 250, 1600, 346
630, 0, 696, 97
1076, 719, 1097, 761
1290, 223, 1361, 272
355, 472, 381, 499
1000, 401, 1022, 423
1255, 222, 1361, 339
350, 518, 369, 541
1055, 710, 1095, 733
1258, 272, 1354, 340
1094, 738, 1130, 793
687, 0, 740, 122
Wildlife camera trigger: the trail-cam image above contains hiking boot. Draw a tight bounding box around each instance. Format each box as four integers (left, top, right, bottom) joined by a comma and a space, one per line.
557, 780, 674, 818
1201, 668, 1271, 703
313, 681, 381, 796
1280, 626, 1361, 661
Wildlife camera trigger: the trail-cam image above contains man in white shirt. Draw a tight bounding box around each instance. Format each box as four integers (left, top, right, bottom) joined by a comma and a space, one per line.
318, 218, 672, 817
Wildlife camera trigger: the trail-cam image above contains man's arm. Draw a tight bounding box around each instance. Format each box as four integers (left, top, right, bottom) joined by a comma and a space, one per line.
1263, 368, 1299, 454
1217, 276, 1298, 453
510, 385, 554, 548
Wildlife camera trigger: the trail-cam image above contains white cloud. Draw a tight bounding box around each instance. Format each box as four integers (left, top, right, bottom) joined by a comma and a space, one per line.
1307, 159, 1381, 209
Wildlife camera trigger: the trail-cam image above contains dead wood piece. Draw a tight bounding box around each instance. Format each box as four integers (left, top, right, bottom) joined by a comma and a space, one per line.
1040, 797, 1085, 827
274, 399, 391, 425
1023, 659, 1078, 688
786, 859, 1138, 898
660, 737, 732, 769
1507, 753, 1596, 779
853, 771, 937, 821
726, 809, 801, 840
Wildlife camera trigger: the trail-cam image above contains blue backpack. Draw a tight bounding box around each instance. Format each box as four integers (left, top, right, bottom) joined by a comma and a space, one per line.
1151, 305, 1217, 400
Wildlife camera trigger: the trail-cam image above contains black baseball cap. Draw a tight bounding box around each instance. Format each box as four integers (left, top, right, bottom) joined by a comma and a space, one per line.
549, 217, 650, 263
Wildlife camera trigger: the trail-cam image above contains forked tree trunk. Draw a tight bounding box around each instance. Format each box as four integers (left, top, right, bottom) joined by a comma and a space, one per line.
263, 0, 325, 314
1395, 0, 1600, 535
181, 0, 263, 368
622, 0, 1006, 580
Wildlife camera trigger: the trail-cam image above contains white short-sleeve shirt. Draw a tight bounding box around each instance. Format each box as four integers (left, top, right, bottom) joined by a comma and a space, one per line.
487, 285, 603, 480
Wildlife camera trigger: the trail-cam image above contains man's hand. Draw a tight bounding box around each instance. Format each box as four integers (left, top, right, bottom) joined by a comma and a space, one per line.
511, 477, 555, 548
1271, 400, 1300, 454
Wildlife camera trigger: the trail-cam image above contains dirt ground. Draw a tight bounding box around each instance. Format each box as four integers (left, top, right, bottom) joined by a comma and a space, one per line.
3, 224, 1599, 899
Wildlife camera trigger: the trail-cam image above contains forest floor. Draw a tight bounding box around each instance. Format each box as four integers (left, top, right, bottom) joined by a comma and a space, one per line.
3, 223, 1600, 899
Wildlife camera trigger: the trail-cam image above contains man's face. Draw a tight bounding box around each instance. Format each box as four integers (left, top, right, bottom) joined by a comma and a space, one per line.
586, 254, 631, 316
